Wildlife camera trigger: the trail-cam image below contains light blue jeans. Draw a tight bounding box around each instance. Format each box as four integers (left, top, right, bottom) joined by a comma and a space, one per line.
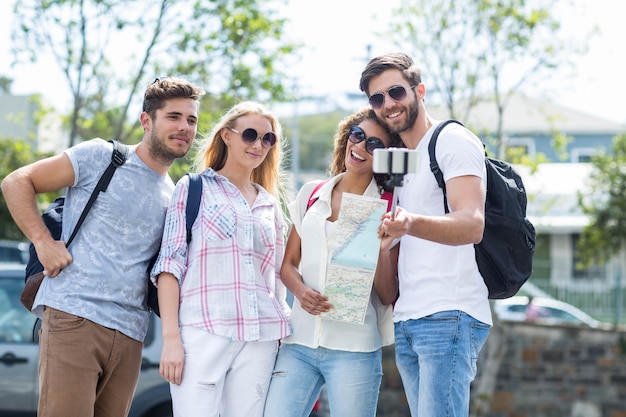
394, 310, 490, 417
263, 343, 383, 417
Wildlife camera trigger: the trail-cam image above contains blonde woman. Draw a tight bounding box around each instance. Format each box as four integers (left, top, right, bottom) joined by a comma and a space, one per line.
151, 101, 291, 417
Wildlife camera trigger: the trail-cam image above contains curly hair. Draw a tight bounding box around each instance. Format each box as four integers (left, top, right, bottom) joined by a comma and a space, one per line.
328, 108, 402, 192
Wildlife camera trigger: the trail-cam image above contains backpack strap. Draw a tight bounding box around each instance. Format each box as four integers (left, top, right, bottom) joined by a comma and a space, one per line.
185, 173, 202, 244
381, 190, 393, 212
306, 180, 328, 211
427, 120, 464, 215
66, 140, 129, 246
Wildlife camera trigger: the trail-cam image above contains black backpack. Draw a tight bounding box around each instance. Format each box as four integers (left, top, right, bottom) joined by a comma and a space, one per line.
21, 140, 129, 311
185, 173, 202, 244
147, 172, 203, 316
428, 120, 536, 299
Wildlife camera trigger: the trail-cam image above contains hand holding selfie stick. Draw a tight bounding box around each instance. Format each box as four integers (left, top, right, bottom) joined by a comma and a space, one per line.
373, 148, 420, 221
387, 178, 402, 221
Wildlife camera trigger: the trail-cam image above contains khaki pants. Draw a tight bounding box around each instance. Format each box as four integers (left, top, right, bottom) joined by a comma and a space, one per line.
38, 307, 143, 417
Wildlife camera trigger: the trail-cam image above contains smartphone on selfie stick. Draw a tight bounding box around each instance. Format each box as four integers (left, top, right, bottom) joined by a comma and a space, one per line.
373, 148, 420, 220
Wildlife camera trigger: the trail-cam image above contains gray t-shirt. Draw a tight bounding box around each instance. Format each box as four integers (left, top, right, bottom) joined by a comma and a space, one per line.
33, 138, 174, 341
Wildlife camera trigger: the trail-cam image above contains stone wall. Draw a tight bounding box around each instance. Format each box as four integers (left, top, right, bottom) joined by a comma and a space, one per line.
316, 322, 626, 417
481, 322, 626, 417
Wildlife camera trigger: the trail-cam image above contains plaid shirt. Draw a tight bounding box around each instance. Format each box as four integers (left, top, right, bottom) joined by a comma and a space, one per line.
151, 169, 291, 341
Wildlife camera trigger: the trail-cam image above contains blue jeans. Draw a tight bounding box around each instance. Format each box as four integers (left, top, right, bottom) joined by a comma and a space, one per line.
394, 311, 490, 417
263, 343, 383, 417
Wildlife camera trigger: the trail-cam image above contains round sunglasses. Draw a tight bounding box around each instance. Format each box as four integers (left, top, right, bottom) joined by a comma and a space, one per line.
368, 84, 416, 110
348, 125, 386, 154
229, 127, 277, 148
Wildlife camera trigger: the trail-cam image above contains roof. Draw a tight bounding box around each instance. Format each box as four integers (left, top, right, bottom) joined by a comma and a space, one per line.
430, 93, 624, 135
516, 163, 593, 233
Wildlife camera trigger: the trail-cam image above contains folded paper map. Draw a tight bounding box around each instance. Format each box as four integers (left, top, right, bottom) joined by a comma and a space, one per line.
320, 193, 387, 324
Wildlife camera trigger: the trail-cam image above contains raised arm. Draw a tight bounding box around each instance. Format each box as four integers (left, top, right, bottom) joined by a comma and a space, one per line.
382, 175, 485, 246
1, 153, 76, 276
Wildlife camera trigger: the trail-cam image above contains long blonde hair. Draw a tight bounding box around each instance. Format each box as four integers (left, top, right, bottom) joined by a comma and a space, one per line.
193, 101, 285, 198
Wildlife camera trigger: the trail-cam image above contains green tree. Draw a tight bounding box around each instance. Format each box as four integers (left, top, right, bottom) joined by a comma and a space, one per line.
577, 133, 626, 266
11, 0, 296, 147
0, 76, 13, 94
283, 110, 349, 173
387, 0, 585, 160
0, 139, 55, 240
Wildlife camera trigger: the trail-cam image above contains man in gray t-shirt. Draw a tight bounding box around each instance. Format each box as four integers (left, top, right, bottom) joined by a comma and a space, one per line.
1, 77, 204, 417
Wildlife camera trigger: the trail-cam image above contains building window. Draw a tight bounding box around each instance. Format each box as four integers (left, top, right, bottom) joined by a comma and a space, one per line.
507, 137, 535, 159
571, 234, 605, 280
531, 234, 551, 280
571, 148, 596, 163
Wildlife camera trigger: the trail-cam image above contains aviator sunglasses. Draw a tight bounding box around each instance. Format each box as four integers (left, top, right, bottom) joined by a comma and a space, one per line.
368, 85, 416, 110
348, 125, 386, 154
229, 127, 277, 148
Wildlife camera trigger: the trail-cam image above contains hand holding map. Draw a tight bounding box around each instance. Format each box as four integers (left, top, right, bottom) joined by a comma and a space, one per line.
320, 193, 387, 324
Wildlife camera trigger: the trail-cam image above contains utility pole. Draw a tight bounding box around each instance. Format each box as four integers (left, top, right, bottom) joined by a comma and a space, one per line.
291, 80, 301, 192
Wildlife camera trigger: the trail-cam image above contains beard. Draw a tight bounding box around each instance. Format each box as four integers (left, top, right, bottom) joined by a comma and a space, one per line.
149, 131, 188, 163
391, 98, 419, 134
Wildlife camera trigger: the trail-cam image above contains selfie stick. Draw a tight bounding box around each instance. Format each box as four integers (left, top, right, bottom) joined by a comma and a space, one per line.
385, 151, 411, 221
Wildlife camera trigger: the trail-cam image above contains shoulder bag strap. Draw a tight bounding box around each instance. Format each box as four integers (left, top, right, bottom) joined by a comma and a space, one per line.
185, 173, 202, 244
66, 140, 129, 246
306, 180, 328, 211
427, 120, 464, 215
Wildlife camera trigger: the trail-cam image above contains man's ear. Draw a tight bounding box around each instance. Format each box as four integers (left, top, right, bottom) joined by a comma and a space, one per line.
140, 112, 152, 131
416, 83, 426, 100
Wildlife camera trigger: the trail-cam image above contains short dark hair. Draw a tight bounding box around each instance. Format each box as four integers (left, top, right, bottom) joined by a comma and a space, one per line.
359, 53, 422, 96
142, 77, 206, 118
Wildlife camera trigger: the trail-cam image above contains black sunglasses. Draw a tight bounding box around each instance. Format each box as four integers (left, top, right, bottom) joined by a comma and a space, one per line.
348, 126, 386, 154
368, 85, 416, 110
229, 128, 277, 149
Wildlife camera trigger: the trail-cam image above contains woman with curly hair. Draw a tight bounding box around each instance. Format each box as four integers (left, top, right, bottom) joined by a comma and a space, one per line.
263, 107, 402, 417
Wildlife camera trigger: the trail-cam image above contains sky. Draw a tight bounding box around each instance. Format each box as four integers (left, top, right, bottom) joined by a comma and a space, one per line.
1, 0, 625, 125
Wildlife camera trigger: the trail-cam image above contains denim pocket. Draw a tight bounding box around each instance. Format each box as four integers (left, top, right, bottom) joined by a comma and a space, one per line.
469, 320, 490, 362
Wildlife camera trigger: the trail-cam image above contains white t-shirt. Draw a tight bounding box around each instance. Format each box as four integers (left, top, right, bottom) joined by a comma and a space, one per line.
393, 122, 493, 326
281, 173, 394, 351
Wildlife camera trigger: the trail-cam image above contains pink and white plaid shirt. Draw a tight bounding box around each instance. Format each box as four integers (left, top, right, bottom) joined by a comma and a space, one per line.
151, 169, 291, 341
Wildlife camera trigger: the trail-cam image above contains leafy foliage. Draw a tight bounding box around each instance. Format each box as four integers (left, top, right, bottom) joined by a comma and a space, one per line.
578, 133, 626, 266
0, 139, 56, 240
11, 0, 296, 146
387, 0, 585, 161
282, 110, 349, 173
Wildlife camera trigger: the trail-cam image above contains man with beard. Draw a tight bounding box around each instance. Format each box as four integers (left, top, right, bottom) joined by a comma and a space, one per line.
1, 76, 204, 417
359, 53, 492, 417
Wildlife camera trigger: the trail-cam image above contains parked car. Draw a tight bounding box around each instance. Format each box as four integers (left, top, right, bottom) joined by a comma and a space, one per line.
493, 295, 602, 328
0, 263, 321, 416
0, 263, 172, 417
0, 240, 29, 264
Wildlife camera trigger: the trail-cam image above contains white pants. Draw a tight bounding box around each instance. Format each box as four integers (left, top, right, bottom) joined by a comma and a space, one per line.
171, 326, 278, 417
